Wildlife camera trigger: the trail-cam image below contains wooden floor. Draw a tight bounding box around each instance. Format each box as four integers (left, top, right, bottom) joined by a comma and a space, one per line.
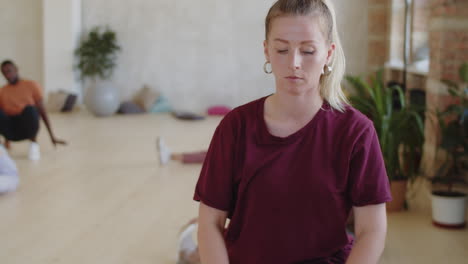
0, 111, 467, 264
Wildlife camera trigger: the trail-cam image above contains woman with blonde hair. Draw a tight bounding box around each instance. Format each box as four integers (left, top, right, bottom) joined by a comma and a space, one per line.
194, 0, 391, 263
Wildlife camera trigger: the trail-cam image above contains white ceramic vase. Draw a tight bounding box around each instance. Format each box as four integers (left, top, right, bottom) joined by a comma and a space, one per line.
85, 78, 120, 117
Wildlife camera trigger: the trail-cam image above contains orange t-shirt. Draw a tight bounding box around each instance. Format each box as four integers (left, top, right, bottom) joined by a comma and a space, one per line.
0, 80, 43, 116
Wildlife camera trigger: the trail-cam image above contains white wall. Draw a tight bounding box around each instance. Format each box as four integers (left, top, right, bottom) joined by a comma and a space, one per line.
83, 0, 369, 111
0, 0, 43, 87
333, 0, 369, 76
0, 0, 368, 110
43, 0, 82, 95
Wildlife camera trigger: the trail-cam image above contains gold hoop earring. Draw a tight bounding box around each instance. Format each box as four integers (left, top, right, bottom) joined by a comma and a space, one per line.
263, 61, 272, 74
322, 65, 332, 76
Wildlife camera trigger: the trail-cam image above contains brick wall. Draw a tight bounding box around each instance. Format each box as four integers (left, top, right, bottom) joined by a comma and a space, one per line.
421, 0, 468, 177
371, 0, 431, 85
388, 0, 405, 65
412, 0, 431, 61
366, 0, 468, 212
368, 0, 391, 71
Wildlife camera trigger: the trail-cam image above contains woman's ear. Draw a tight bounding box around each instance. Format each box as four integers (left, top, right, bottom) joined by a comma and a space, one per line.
326, 43, 336, 63
263, 40, 270, 62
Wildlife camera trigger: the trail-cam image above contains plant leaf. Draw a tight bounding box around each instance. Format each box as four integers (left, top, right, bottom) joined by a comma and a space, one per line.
460, 62, 468, 83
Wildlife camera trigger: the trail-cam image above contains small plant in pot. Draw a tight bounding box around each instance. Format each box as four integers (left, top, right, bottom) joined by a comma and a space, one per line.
346, 69, 425, 211
431, 62, 468, 229
75, 27, 121, 116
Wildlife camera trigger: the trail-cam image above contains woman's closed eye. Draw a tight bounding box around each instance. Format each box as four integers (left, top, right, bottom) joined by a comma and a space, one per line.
275, 49, 315, 55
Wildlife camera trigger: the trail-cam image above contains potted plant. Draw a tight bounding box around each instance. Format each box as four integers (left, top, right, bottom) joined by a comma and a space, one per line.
75, 27, 121, 116
346, 69, 425, 211
431, 62, 468, 229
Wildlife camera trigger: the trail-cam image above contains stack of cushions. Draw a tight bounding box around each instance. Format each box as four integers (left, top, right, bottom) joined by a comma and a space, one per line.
207, 105, 232, 116
134, 85, 160, 111
172, 111, 205, 120
117, 102, 145, 114
118, 86, 233, 117
118, 85, 171, 114
47, 91, 78, 112
150, 95, 172, 113
171, 105, 232, 121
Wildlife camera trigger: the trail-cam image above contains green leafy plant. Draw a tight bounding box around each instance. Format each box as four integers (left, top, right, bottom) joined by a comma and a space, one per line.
433, 62, 468, 195
346, 70, 425, 181
75, 27, 121, 80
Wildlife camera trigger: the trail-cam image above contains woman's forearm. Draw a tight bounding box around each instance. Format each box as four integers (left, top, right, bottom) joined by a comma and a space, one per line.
198, 222, 229, 264
345, 230, 386, 264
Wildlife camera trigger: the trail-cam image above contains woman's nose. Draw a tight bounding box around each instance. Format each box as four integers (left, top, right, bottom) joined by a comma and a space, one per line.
289, 51, 301, 70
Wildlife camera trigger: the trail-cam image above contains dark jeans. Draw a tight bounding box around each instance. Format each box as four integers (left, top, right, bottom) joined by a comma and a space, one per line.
0, 106, 39, 141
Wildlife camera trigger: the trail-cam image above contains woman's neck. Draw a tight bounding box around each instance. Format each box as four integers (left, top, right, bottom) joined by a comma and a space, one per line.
267, 89, 323, 122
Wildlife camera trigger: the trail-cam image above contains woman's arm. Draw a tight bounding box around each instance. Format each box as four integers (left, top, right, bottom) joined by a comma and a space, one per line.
346, 203, 387, 264
198, 202, 230, 264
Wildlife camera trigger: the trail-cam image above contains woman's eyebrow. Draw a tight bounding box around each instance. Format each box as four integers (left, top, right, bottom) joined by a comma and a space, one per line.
273, 38, 317, 44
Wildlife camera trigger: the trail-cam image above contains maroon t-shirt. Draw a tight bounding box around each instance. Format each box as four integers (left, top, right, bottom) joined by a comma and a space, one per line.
194, 96, 392, 264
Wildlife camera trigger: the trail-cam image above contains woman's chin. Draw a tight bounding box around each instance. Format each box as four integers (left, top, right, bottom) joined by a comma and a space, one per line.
279, 85, 315, 96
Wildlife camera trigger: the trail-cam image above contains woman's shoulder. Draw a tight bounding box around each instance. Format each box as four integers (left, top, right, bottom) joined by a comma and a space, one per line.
233, 96, 265, 114
324, 103, 374, 135
344, 104, 373, 127
219, 96, 265, 123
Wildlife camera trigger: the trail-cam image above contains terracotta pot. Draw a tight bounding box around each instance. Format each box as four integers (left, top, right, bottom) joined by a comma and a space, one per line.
387, 180, 408, 212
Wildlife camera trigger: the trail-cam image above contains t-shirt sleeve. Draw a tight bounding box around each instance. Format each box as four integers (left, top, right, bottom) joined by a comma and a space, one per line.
347, 124, 392, 207
30, 81, 43, 102
193, 114, 237, 212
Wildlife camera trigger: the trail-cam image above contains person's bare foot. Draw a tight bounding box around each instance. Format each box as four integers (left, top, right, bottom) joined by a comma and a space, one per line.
171, 153, 184, 162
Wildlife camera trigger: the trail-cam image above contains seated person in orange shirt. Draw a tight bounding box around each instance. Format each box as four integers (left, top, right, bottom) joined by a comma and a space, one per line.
0, 60, 66, 160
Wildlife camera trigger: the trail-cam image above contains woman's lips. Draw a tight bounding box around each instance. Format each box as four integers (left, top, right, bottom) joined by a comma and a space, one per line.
286, 76, 302, 80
